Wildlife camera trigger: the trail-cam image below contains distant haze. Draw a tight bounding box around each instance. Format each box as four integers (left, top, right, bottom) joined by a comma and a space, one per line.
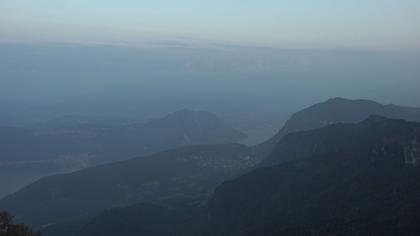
1, 1, 420, 51
1, 1, 420, 142
1, 43, 420, 123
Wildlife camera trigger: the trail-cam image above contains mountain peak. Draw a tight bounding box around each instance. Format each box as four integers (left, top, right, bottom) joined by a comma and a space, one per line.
325, 97, 349, 103
256, 98, 420, 156
170, 109, 198, 116
323, 97, 381, 106
261, 115, 420, 166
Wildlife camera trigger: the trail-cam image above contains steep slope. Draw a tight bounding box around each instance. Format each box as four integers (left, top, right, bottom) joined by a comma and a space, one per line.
208, 117, 420, 236
261, 115, 415, 166
0, 110, 246, 198
41, 117, 420, 236
0, 144, 258, 226
5, 98, 420, 234
257, 97, 420, 155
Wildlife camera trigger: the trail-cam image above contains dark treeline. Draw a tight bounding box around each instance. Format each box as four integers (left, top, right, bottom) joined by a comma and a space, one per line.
0, 211, 40, 236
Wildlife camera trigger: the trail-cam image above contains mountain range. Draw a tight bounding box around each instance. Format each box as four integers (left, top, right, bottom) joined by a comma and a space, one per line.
0, 110, 245, 199
41, 115, 420, 236
0, 109, 246, 164
0, 144, 258, 226
2, 97, 420, 235
208, 116, 420, 235
257, 97, 420, 155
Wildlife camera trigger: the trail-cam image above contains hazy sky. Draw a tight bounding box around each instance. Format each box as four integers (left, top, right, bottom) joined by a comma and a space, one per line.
1, 0, 420, 50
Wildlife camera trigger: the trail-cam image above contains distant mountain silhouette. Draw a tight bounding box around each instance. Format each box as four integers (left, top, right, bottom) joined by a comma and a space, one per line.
0, 110, 246, 199
44, 115, 133, 128
257, 97, 420, 155
0, 109, 246, 164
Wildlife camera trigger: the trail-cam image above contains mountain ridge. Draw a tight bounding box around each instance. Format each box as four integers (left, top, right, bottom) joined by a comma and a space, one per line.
256, 97, 420, 156
207, 116, 420, 235
4, 98, 420, 233
0, 143, 258, 226
41, 116, 420, 236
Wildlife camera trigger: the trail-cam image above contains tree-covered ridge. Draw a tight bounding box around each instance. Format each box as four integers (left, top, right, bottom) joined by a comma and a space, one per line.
0, 211, 40, 236
41, 116, 420, 236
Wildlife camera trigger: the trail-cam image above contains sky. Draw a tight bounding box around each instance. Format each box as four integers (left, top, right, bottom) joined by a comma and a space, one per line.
0, 0, 420, 125
1, 0, 420, 51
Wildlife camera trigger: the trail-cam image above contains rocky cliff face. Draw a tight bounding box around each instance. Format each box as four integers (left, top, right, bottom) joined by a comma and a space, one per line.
33, 116, 420, 236
404, 135, 420, 167
369, 128, 420, 167
261, 115, 420, 167
206, 117, 420, 236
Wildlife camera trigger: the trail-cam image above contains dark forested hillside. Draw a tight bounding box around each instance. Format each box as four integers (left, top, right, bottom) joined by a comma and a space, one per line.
208, 116, 420, 236
261, 115, 419, 166
0, 144, 258, 226
3, 100, 420, 236
36, 116, 420, 236
43, 203, 206, 236
0, 211, 40, 236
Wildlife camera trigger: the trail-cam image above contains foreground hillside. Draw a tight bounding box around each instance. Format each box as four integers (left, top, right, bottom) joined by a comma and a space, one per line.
4, 98, 420, 235
209, 116, 420, 235
0, 144, 258, 226
41, 116, 420, 236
